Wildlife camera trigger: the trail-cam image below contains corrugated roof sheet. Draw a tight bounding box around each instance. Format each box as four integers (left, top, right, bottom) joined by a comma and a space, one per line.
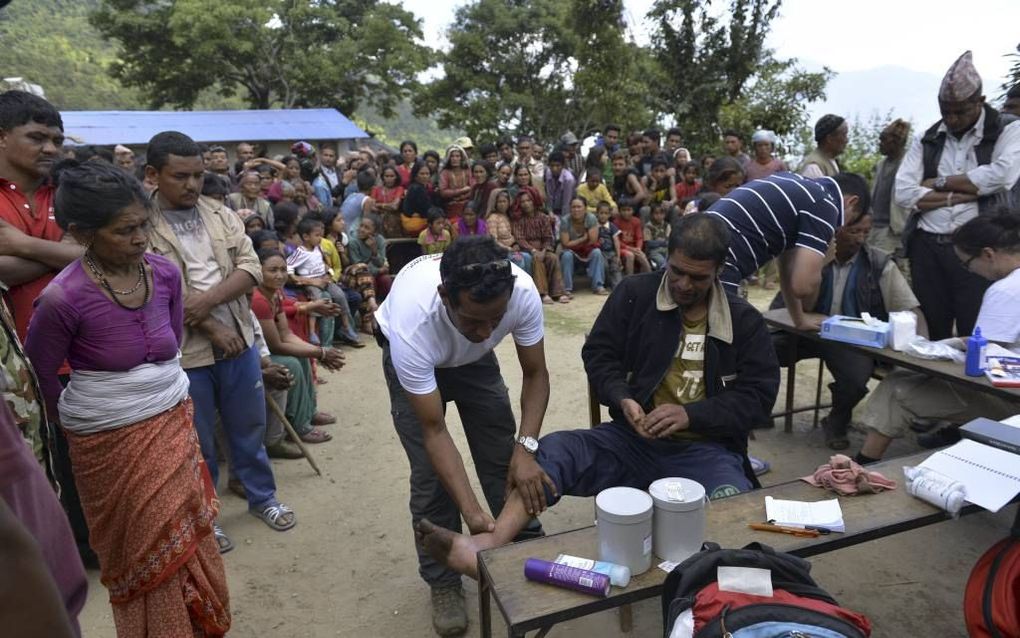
60, 108, 369, 146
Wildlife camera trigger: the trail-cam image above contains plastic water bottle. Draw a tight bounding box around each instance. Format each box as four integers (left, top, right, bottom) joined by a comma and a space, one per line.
965, 327, 987, 377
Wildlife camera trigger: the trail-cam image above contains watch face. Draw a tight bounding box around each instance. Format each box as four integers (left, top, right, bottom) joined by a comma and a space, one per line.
522, 437, 538, 453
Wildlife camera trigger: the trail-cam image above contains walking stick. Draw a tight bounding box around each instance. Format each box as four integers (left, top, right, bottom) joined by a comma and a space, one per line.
266, 394, 322, 477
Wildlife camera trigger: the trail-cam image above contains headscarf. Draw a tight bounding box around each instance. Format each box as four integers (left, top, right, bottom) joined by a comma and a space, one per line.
939, 51, 982, 102
751, 129, 777, 145
511, 186, 543, 219
814, 115, 846, 144
442, 144, 469, 171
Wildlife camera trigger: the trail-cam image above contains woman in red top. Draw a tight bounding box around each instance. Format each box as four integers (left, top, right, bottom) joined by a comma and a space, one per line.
509, 187, 568, 304
438, 145, 473, 226
251, 249, 346, 444
371, 165, 406, 219
395, 140, 418, 188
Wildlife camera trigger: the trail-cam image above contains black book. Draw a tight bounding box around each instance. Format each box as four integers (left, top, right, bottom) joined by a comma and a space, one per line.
960, 417, 1020, 456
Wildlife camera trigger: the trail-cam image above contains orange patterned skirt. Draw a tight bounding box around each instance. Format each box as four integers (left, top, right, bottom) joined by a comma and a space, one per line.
66, 399, 231, 637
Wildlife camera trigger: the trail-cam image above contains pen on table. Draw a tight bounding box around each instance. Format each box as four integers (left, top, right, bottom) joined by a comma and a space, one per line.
748, 522, 821, 538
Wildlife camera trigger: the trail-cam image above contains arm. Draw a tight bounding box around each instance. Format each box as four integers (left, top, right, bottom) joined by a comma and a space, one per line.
664, 175, 677, 206
509, 339, 558, 513
894, 136, 928, 211
581, 279, 638, 410
913, 190, 978, 211
245, 157, 287, 172
962, 121, 1020, 196
183, 216, 261, 325
631, 221, 644, 252
23, 292, 76, 423
438, 171, 457, 200
612, 229, 622, 257
778, 248, 827, 330
626, 174, 648, 205
0, 220, 83, 272
0, 257, 51, 287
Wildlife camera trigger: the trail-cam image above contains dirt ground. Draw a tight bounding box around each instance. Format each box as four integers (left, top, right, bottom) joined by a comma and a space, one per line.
78, 285, 1017, 637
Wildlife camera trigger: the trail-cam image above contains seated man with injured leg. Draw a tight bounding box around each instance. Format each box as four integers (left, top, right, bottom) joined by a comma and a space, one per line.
418, 214, 780, 578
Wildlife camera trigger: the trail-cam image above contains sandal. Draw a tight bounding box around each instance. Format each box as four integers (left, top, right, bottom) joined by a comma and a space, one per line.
311, 412, 337, 426
251, 502, 296, 531
299, 428, 332, 444
541, 294, 554, 305
593, 287, 609, 296
557, 295, 571, 304
213, 523, 234, 554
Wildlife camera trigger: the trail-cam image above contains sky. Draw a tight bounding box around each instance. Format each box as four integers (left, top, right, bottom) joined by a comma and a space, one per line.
404, 0, 1020, 90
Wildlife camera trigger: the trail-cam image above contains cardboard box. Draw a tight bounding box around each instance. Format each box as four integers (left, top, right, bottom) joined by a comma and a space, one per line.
820, 315, 889, 349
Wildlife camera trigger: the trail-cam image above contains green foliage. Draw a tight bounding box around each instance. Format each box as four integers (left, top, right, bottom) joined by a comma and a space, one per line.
0, 0, 144, 109
89, 0, 432, 114
415, 0, 578, 144
1002, 43, 1020, 99
355, 100, 464, 153
718, 56, 832, 144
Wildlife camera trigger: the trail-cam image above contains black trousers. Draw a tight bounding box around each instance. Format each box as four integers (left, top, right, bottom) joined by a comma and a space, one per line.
908, 230, 989, 340
381, 342, 541, 587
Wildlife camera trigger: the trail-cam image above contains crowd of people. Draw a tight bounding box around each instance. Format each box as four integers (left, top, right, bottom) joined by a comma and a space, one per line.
1, 48, 1020, 638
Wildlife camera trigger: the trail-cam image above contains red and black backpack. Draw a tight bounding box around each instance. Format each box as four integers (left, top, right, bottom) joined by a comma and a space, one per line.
965, 518, 1020, 638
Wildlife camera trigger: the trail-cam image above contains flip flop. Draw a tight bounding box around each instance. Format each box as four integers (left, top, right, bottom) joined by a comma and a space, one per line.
299, 428, 332, 444
251, 502, 296, 531
213, 523, 234, 554
311, 412, 337, 426
749, 455, 771, 477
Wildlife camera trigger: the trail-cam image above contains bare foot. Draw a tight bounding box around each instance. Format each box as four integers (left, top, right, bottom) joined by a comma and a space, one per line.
416, 518, 489, 580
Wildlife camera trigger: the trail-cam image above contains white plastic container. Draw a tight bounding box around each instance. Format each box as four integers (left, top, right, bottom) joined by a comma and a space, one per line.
888, 311, 918, 352
647, 477, 707, 563
595, 487, 654, 575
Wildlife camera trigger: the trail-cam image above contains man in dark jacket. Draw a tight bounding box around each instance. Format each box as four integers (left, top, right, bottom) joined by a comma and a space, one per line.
416, 214, 780, 579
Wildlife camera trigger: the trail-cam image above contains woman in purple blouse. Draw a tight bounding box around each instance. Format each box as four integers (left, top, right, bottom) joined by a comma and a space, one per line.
24, 161, 230, 637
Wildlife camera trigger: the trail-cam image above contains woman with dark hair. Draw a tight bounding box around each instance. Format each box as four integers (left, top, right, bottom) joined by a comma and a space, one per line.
439, 145, 473, 226
684, 157, 745, 214
252, 249, 345, 443
24, 161, 230, 636
507, 163, 533, 201
397, 141, 418, 187
266, 156, 302, 203
510, 187, 568, 304
371, 165, 406, 234
422, 150, 441, 190
855, 209, 1020, 463
466, 160, 496, 216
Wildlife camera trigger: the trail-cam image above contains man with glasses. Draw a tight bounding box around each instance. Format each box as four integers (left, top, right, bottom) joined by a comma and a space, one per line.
375, 235, 552, 637
416, 214, 780, 580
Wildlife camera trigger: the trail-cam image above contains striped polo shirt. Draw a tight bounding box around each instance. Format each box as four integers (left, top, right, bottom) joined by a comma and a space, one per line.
706, 172, 844, 289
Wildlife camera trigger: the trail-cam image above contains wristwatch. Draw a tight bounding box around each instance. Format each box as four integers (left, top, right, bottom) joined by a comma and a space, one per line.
516, 435, 539, 454
934, 176, 947, 191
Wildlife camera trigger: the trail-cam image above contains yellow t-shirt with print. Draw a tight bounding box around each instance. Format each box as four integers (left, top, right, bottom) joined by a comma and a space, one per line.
652, 315, 707, 440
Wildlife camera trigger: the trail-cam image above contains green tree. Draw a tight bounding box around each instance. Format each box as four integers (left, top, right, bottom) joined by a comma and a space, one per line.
567, 0, 659, 137
1002, 43, 1019, 98
718, 56, 832, 143
647, 0, 828, 156
89, 0, 432, 114
415, 0, 578, 144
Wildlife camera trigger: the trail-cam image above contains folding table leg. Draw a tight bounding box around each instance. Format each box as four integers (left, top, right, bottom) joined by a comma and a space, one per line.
784, 336, 799, 433
479, 572, 492, 638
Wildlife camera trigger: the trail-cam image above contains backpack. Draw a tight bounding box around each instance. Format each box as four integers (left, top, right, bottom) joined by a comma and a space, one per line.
964, 521, 1020, 638
661, 542, 871, 638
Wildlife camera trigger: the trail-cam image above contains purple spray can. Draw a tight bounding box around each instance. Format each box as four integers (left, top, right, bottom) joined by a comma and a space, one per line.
523, 558, 612, 597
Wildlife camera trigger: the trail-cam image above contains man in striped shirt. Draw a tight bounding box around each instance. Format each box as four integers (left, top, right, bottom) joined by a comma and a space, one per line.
706, 171, 870, 330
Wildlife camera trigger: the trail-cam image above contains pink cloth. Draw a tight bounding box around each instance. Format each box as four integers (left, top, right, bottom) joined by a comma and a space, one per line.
801, 454, 897, 495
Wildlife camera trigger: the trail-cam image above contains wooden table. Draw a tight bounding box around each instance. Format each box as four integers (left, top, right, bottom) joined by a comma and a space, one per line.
763, 308, 1020, 433
476, 450, 1002, 637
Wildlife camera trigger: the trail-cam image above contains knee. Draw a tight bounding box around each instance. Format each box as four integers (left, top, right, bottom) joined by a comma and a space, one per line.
590, 248, 604, 263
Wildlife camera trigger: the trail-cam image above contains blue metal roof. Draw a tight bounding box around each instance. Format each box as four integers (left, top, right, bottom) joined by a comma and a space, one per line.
60, 108, 369, 146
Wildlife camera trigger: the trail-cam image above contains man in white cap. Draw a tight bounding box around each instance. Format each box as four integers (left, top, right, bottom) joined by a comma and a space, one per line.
895, 50, 1020, 340
113, 144, 135, 172
559, 131, 584, 181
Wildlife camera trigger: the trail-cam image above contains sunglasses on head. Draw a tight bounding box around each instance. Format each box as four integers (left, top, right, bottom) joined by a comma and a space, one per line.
450, 259, 513, 286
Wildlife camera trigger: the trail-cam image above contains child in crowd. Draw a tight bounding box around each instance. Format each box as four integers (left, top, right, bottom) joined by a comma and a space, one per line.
643, 203, 671, 270
575, 167, 617, 214
641, 158, 677, 223
202, 171, 230, 203
286, 217, 364, 347
418, 208, 452, 254
250, 229, 282, 253
244, 215, 266, 236
595, 201, 623, 288
674, 160, 702, 204
615, 202, 651, 275
455, 206, 487, 237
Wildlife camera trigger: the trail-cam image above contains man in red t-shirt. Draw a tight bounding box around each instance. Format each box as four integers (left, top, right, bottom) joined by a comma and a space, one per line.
0, 91, 82, 342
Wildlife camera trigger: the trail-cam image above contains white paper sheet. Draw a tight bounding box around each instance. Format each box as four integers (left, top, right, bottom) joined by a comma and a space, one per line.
918, 439, 1020, 512
764, 496, 845, 532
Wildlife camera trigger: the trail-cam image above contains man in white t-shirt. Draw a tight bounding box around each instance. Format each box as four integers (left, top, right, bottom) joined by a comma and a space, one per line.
375, 236, 554, 637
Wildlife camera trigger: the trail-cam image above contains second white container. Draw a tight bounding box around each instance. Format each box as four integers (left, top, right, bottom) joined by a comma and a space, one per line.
595, 486, 654, 575
647, 477, 707, 563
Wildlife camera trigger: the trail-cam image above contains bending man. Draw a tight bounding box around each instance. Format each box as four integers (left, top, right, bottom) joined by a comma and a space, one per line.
418, 214, 779, 579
